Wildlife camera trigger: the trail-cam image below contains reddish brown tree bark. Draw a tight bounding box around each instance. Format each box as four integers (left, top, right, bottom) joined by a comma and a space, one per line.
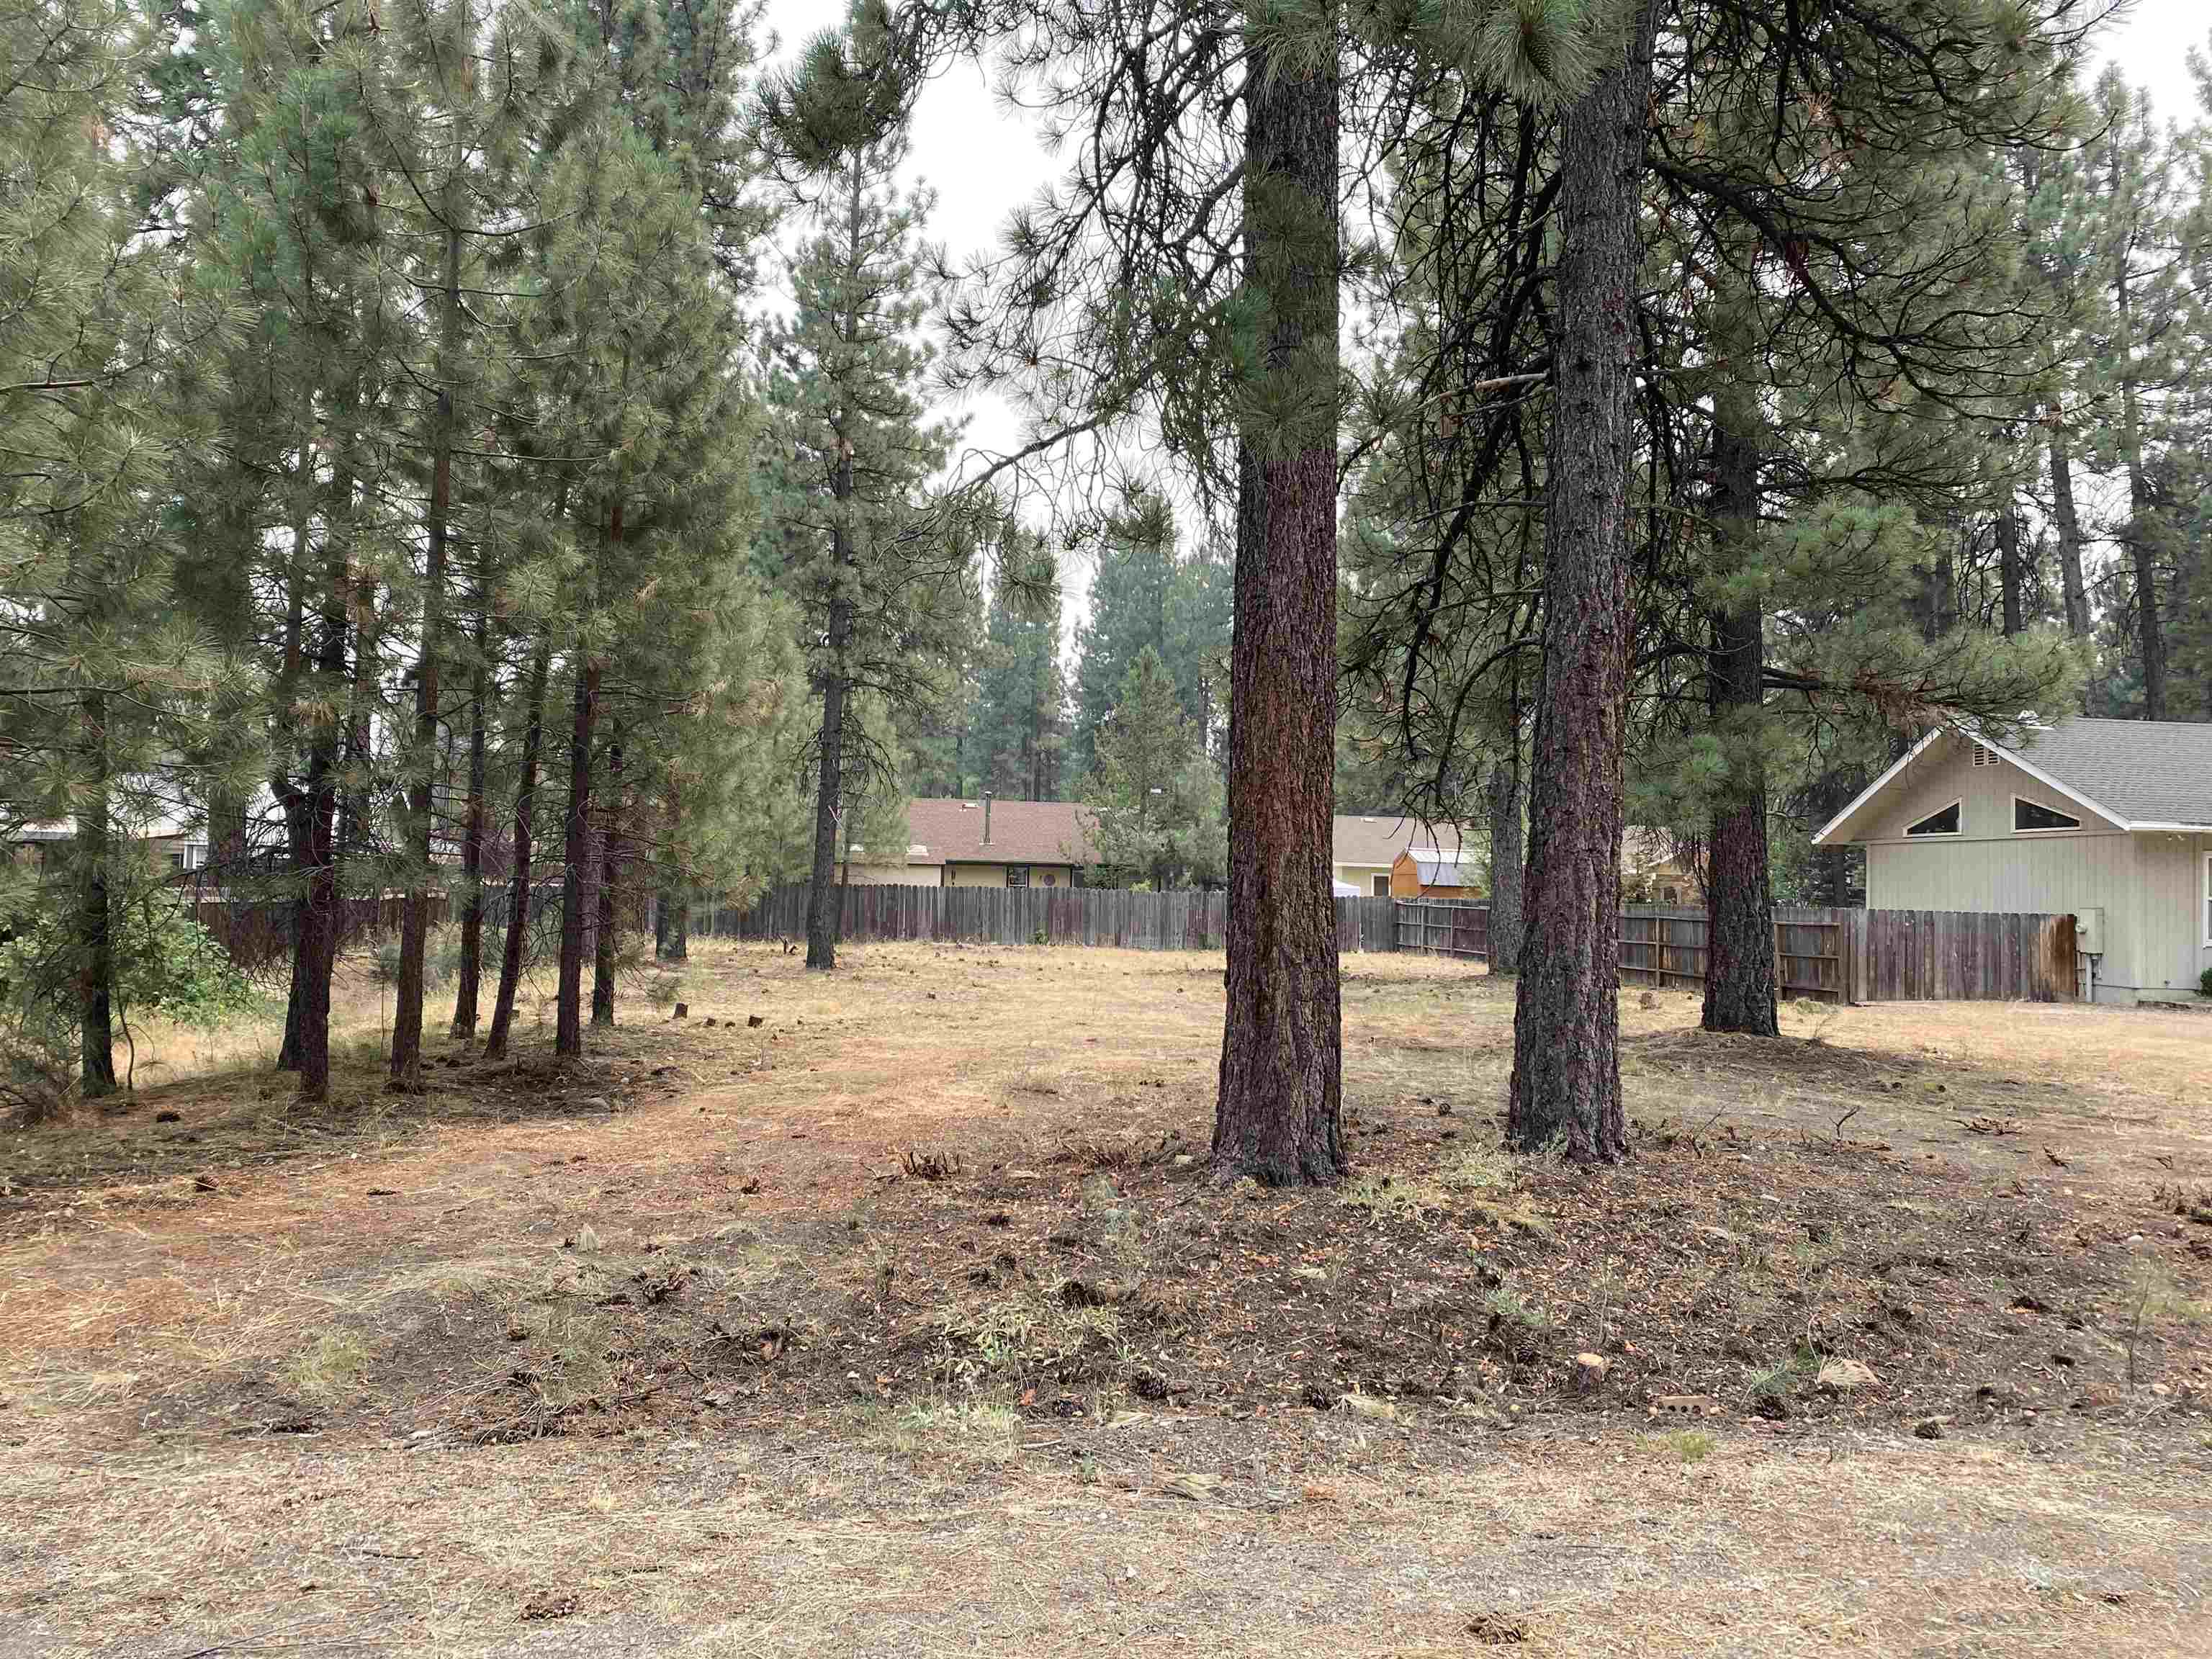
556, 497, 615, 1058
1700, 418, 1778, 1037
485, 637, 552, 1061
1506, 0, 1659, 1161
450, 602, 490, 1038
1210, 24, 1344, 1186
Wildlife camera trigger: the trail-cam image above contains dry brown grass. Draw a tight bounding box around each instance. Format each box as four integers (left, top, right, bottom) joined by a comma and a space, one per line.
1, 939, 2208, 1655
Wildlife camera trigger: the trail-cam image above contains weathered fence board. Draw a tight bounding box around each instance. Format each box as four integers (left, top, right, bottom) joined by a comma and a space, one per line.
710, 884, 1398, 953
1395, 899, 2074, 1004
1861, 909, 2077, 1002
1393, 898, 1488, 960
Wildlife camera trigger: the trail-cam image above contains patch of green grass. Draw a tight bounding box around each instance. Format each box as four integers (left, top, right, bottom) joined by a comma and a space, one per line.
1340, 1172, 1449, 1218
1655, 1428, 1715, 1464
935, 1291, 1128, 1391
1482, 1281, 1554, 1334
281, 1327, 372, 1404
1439, 1143, 1513, 1192
879, 1399, 1022, 1465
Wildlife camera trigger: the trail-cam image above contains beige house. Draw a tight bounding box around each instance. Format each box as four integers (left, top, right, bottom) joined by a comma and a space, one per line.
840, 798, 1100, 889
1813, 718, 2212, 1004
1624, 828, 1699, 905
1331, 814, 1477, 898
10, 815, 209, 877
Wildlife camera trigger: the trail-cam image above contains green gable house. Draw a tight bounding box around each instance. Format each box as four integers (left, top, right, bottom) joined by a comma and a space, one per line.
1813, 718, 2212, 1006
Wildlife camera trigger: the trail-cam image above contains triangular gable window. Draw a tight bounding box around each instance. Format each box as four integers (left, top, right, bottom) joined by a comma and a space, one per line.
2013, 798, 2081, 832
1905, 801, 1960, 837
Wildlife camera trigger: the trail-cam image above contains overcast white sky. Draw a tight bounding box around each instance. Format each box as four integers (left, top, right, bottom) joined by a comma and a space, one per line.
755, 0, 2210, 595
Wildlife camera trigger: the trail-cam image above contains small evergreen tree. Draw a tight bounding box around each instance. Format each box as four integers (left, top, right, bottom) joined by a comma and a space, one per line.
1082, 647, 1224, 889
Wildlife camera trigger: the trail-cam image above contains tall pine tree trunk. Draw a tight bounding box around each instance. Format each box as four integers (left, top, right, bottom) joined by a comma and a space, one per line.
276, 788, 310, 1072
295, 520, 353, 1102
486, 637, 552, 1061
1506, 0, 1658, 1162
592, 737, 621, 1026
1701, 418, 1778, 1036
274, 426, 315, 1072
77, 694, 116, 1100
392, 211, 464, 1086
557, 495, 613, 1058
2115, 260, 2166, 719
804, 607, 850, 971
451, 603, 489, 1037
805, 159, 866, 973
1484, 737, 1524, 977
1210, 19, 1343, 1186
2048, 418, 2090, 639
1997, 506, 2024, 636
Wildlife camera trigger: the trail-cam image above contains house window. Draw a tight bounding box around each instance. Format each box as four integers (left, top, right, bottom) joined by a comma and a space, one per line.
1662, 886, 1679, 904
2013, 797, 2081, 833
1372, 874, 1389, 897
1005, 865, 1029, 889
1905, 801, 1961, 837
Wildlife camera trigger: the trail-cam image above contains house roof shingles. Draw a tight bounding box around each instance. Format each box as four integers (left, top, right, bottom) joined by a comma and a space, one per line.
896, 799, 1100, 867
2001, 718, 2212, 827
1331, 814, 1473, 866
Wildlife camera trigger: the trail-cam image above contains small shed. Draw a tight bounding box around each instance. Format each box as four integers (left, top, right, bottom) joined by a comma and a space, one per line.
1390, 848, 1480, 899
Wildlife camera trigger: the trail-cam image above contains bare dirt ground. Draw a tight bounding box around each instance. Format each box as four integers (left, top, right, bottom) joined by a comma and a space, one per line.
3, 941, 2208, 1657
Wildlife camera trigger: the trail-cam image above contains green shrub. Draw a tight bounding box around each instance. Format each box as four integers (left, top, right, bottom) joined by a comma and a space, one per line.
2199, 966, 2212, 999
2, 894, 253, 1112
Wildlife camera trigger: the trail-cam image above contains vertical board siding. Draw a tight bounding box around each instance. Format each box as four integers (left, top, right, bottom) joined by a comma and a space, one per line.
711, 885, 1395, 953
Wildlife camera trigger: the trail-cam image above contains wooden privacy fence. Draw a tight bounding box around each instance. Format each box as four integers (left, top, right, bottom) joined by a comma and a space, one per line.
186, 881, 647, 973
1860, 908, 2077, 1003
1394, 899, 1848, 1001
192, 893, 448, 971
1398, 902, 2070, 1008
709, 884, 1401, 952
1395, 901, 2079, 1004
1395, 898, 1489, 961
1619, 906, 1852, 1002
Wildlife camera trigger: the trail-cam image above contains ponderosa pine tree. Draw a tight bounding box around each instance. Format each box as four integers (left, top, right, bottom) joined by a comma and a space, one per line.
971, 547, 1068, 801
372, 0, 547, 1087
2081, 68, 2195, 720
521, 100, 756, 1053
1498, 0, 1659, 1160
1082, 647, 1225, 889
755, 107, 963, 972
191, 0, 411, 1102
1, 0, 225, 1105
1070, 492, 1176, 778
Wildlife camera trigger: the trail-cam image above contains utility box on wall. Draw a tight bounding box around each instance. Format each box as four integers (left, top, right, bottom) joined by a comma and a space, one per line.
2072, 907, 2105, 957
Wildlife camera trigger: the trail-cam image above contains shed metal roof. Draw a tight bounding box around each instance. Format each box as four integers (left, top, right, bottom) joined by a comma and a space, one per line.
1408, 853, 1480, 887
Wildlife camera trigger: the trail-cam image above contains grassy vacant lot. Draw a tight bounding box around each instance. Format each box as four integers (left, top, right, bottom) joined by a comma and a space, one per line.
3, 941, 2208, 1657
